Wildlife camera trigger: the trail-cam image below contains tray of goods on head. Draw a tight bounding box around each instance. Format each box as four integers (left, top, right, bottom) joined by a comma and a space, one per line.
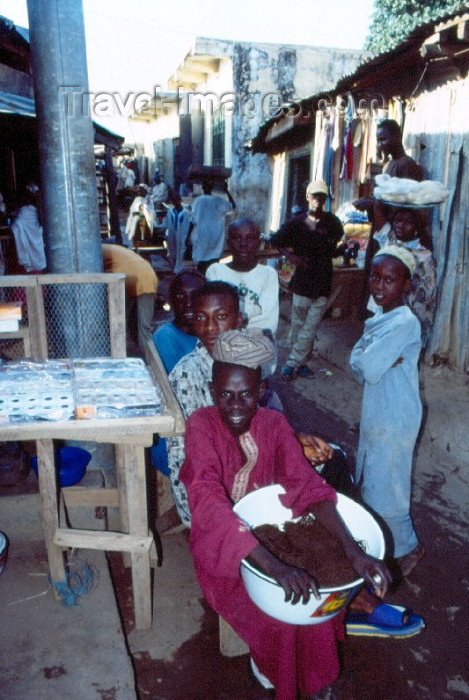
374, 174, 449, 209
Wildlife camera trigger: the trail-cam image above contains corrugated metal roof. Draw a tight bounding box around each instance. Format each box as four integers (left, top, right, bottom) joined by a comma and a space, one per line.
0, 89, 35, 117
249, 8, 469, 153
0, 90, 124, 148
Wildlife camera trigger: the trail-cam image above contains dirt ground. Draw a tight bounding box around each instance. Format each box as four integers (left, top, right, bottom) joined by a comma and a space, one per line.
104, 296, 469, 700
1, 287, 468, 699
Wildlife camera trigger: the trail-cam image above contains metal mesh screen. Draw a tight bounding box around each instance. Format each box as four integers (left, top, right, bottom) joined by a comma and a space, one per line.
0, 280, 113, 360
42, 283, 110, 358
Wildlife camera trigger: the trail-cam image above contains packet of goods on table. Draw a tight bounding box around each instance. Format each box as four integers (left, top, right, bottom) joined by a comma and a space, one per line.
0, 302, 22, 332
72, 357, 165, 419
0, 359, 74, 423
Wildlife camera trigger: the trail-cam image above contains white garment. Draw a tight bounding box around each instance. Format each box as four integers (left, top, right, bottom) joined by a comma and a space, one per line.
152, 182, 169, 204
190, 194, 232, 262
125, 196, 155, 242
206, 262, 279, 333
11, 205, 46, 272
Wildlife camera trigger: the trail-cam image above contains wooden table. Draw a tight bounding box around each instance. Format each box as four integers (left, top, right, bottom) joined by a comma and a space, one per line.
0, 408, 177, 630
0, 343, 184, 630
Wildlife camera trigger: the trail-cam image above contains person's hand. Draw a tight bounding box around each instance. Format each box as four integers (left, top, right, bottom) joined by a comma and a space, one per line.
246, 544, 319, 604
297, 433, 333, 466
288, 253, 308, 267
353, 197, 374, 211
347, 551, 392, 599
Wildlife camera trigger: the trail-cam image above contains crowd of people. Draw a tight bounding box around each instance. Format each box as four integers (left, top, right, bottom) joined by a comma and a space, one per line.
146, 195, 432, 699
1, 121, 436, 698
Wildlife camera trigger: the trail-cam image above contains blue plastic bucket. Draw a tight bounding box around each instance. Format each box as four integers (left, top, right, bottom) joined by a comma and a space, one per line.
31, 446, 91, 487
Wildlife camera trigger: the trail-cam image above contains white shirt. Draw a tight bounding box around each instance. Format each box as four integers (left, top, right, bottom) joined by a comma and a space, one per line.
190, 194, 232, 262
205, 262, 279, 333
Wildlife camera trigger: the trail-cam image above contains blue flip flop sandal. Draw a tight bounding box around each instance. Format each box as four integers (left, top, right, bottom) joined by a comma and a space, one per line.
346, 603, 425, 638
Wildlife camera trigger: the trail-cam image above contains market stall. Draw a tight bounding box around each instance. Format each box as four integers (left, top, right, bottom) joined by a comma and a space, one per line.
0, 273, 183, 629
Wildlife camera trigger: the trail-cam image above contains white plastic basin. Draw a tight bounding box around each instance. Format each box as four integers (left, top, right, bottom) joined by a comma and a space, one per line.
233, 484, 385, 625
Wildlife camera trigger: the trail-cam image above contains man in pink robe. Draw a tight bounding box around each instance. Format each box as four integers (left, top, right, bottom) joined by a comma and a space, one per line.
180, 329, 391, 700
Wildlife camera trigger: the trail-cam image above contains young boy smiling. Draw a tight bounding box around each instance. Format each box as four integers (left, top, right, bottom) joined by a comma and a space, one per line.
181, 329, 390, 700
350, 245, 425, 577
206, 217, 279, 335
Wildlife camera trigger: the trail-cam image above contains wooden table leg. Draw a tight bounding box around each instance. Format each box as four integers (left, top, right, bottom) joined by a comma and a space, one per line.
36, 438, 66, 584
123, 443, 153, 629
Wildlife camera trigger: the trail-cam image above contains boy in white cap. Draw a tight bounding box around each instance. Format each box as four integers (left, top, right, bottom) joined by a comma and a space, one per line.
270, 181, 344, 380
181, 328, 391, 700
350, 245, 425, 578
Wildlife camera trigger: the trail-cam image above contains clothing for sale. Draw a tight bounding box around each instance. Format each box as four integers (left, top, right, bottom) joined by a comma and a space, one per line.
166, 342, 214, 525
190, 194, 232, 263
205, 262, 279, 333
165, 206, 191, 273
180, 406, 343, 700
350, 305, 422, 558
270, 213, 343, 300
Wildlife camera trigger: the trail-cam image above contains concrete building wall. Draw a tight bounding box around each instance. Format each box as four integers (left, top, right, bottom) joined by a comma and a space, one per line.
133, 36, 369, 228
227, 41, 369, 228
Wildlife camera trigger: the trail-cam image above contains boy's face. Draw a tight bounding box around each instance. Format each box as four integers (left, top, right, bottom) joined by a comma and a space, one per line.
228, 224, 260, 271
393, 211, 418, 243
170, 275, 205, 332
369, 256, 410, 313
210, 363, 263, 436
193, 293, 242, 353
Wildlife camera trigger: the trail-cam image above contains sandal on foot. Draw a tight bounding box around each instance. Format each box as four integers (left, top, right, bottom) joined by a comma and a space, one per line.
397, 543, 426, 577
280, 365, 296, 381
297, 365, 315, 378
346, 603, 425, 638
305, 686, 337, 700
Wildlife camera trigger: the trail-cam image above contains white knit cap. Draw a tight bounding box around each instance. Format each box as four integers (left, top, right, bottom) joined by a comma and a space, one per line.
373, 244, 416, 275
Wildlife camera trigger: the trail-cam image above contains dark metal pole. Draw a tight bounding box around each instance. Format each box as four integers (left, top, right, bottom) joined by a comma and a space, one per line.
27, 0, 110, 357
27, 0, 102, 273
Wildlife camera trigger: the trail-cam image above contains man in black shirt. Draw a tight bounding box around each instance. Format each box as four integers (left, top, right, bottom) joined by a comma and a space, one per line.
271, 180, 343, 380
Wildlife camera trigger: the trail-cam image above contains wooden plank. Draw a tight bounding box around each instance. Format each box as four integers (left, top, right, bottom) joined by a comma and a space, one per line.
0, 275, 38, 288
124, 444, 153, 628
36, 438, 66, 584
36, 272, 126, 285
0, 416, 173, 443
107, 275, 127, 358
115, 444, 129, 533
145, 340, 186, 434
130, 549, 152, 629
26, 283, 48, 359
62, 487, 119, 507
53, 528, 153, 552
